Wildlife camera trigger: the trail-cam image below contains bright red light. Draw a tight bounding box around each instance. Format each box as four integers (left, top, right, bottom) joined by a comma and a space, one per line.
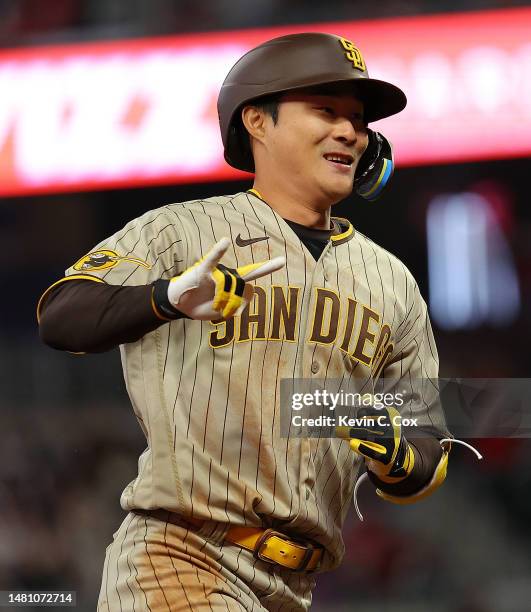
0, 8, 529, 196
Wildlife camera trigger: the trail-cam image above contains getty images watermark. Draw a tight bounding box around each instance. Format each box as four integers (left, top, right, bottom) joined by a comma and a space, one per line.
280, 378, 531, 438
290, 390, 419, 428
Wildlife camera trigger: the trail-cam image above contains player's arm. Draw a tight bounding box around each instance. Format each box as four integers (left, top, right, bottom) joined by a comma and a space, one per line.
344, 281, 451, 504
38, 278, 185, 353
369, 282, 450, 503
38, 238, 285, 353
337, 404, 448, 503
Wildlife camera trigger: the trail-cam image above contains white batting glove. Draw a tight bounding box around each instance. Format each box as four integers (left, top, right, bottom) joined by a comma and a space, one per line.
167, 237, 285, 320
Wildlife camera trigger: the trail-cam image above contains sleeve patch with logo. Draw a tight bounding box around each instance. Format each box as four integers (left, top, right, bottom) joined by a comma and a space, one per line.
73, 250, 152, 272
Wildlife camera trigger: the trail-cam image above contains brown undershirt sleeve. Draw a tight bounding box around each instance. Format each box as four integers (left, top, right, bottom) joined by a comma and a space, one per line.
38, 279, 186, 354
367, 435, 443, 496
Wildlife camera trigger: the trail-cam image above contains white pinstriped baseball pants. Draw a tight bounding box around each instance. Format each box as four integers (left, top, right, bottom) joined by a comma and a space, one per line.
97, 511, 315, 611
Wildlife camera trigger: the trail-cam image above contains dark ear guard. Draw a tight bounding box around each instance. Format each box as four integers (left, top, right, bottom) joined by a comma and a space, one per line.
354, 129, 394, 201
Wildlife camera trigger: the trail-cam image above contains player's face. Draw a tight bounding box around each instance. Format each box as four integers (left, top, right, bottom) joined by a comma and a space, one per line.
265, 90, 368, 206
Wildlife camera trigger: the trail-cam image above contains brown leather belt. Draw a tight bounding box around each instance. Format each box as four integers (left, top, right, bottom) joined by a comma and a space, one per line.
147, 511, 322, 572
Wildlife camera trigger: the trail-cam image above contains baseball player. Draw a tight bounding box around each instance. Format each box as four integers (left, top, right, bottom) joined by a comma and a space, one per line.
38, 33, 451, 611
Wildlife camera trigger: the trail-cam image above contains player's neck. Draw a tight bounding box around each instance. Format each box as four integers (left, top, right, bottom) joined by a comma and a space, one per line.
250, 184, 332, 230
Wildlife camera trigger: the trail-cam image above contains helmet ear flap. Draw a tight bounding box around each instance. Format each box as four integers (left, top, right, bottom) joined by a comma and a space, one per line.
354, 129, 394, 201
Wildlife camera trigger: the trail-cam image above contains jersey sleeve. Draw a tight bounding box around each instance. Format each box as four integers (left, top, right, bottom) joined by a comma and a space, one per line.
64, 206, 187, 286
38, 206, 188, 316
369, 279, 451, 501
37, 205, 188, 325
382, 279, 450, 440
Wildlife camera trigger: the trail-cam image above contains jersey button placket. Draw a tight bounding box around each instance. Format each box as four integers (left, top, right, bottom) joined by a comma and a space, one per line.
310, 361, 320, 374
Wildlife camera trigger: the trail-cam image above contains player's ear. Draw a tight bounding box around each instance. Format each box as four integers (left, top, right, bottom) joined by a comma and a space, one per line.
241, 105, 267, 143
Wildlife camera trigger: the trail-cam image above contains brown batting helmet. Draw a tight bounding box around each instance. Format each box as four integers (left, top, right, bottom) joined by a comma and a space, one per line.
217, 32, 407, 172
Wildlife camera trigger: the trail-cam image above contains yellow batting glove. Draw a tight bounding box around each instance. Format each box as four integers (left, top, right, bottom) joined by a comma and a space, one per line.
337, 405, 415, 483
167, 238, 285, 320
211, 263, 249, 319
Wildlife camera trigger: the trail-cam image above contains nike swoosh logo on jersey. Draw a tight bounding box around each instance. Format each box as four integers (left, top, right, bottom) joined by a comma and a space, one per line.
235, 234, 270, 247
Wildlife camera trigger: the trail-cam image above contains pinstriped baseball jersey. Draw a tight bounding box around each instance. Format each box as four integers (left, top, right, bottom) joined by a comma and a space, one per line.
64, 190, 447, 570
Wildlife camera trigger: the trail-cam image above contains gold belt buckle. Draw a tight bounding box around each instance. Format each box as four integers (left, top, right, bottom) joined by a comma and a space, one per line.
253, 528, 316, 572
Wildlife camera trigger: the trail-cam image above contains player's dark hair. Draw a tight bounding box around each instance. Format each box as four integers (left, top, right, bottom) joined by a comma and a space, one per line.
253, 94, 280, 125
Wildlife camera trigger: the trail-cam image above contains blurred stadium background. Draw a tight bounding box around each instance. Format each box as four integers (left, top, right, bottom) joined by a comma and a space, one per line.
1, 0, 531, 610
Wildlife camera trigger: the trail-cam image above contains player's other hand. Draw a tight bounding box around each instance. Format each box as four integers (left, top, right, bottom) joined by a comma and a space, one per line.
167, 237, 285, 320
336, 403, 415, 482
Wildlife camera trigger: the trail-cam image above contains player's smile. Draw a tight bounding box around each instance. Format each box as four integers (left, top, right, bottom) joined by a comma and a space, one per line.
323, 151, 355, 174
323, 152, 354, 166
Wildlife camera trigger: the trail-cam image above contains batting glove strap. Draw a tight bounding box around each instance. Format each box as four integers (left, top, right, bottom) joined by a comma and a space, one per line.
152, 279, 189, 321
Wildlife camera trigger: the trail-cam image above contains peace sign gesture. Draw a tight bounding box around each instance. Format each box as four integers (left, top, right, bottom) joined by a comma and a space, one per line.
167, 237, 285, 320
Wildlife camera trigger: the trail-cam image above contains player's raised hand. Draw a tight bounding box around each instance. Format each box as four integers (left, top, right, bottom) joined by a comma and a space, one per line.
167, 238, 285, 320
336, 403, 415, 482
